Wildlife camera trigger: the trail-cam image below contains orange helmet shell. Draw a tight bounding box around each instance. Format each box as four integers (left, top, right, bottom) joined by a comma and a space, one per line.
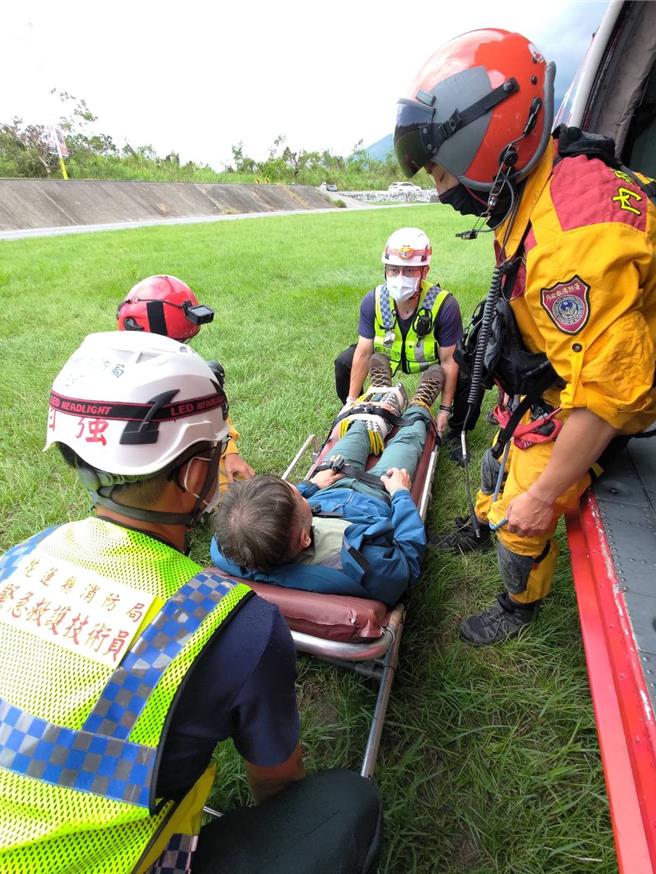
395, 29, 553, 189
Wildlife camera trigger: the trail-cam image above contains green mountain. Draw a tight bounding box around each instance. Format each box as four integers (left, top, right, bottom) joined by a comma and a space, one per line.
365, 134, 393, 161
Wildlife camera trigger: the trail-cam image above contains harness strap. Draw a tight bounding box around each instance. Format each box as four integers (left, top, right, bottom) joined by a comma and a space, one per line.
332, 402, 406, 431
490, 369, 560, 459
632, 426, 656, 440
331, 403, 431, 434
313, 457, 386, 490
491, 395, 533, 459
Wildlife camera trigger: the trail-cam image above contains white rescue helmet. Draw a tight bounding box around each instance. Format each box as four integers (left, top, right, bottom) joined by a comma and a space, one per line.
45, 331, 229, 477
382, 228, 432, 268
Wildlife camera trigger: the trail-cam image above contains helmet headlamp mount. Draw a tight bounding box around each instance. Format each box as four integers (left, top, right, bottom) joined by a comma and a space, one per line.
116, 275, 214, 342
183, 302, 214, 325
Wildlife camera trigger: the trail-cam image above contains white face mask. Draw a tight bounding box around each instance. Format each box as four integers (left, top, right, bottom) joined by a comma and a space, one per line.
386, 273, 419, 302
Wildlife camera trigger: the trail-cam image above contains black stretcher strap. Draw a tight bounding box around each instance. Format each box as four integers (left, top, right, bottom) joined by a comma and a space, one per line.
313, 458, 387, 490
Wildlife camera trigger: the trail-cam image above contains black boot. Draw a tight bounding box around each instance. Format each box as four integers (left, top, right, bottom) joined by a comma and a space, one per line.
459, 592, 539, 646
429, 515, 492, 554
444, 431, 465, 468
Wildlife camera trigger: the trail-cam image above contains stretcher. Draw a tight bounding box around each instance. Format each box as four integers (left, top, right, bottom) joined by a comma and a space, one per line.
566, 437, 656, 874
209, 420, 439, 779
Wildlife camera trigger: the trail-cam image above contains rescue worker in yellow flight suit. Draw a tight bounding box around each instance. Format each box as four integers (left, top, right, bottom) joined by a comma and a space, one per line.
393, 28, 656, 644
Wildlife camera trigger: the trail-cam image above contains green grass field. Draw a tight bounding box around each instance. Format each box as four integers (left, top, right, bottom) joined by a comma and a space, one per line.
0, 206, 614, 872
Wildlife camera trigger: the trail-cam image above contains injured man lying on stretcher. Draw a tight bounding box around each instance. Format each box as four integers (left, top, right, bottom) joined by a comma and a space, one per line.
210, 356, 444, 607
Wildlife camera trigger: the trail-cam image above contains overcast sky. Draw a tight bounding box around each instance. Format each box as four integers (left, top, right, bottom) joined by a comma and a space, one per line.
2, 0, 609, 168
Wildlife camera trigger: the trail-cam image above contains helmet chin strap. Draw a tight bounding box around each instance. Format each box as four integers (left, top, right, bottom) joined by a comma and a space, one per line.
454, 171, 517, 241
92, 492, 197, 526
82, 442, 222, 528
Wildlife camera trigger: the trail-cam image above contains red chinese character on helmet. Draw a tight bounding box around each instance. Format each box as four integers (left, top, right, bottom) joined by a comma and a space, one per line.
394, 29, 555, 191
116, 275, 214, 342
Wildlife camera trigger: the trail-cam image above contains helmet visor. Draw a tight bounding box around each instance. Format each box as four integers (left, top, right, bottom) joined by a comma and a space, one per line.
394, 100, 435, 178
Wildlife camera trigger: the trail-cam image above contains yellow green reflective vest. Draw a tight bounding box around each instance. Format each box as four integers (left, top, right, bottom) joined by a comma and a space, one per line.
0, 517, 251, 874
373, 279, 449, 373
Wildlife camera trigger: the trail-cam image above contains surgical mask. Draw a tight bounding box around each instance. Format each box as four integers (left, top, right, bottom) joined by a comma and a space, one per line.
386, 274, 419, 302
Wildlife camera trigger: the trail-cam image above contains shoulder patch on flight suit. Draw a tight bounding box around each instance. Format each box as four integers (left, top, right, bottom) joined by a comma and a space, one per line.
551, 156, 647, 233
540, 275, 591, 334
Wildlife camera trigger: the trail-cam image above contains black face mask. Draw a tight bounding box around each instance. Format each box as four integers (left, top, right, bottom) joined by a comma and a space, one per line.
439, 183, 488, 217
440, 182, 513, 225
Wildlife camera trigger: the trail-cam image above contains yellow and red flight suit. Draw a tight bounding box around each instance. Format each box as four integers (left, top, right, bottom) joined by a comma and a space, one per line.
219, 419, 241, 493
475, 140, 656, 604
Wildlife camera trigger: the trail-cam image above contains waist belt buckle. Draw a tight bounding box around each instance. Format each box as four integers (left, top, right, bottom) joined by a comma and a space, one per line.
330, 454, 346, 473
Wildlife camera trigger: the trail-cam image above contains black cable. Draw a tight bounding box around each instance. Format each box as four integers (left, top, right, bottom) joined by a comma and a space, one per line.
460, 265, 504, 536
459, 184, 522, 537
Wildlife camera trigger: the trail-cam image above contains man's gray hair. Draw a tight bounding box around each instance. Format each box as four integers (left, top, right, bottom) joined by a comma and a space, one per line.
214, 474, 299, 572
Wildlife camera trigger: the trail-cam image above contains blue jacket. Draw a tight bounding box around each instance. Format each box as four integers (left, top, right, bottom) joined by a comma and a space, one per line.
210, 483, 426, 606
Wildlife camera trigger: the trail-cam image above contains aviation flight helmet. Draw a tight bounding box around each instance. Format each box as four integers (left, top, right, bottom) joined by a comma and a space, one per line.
46, 331, 229, 524
394, 29, 556, 191
116, 275, 214, 342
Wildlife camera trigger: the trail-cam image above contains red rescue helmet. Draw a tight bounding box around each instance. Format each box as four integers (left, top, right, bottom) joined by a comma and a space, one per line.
394, 29, 555, 191
116, 275, 214, 342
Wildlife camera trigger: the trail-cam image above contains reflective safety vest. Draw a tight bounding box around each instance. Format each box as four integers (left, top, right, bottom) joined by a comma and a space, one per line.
373, 280, 449, 373
0, 518, 252, 874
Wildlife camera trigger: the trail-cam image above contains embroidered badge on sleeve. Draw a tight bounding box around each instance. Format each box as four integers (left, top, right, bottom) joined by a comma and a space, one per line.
540, 275, 591, 334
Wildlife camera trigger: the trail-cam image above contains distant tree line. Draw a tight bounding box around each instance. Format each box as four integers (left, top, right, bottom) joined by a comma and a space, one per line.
0, 92, 416, 189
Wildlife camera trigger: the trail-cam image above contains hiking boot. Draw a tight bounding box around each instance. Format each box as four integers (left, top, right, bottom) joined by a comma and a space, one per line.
428, 515, 492, 554
459, 592, 539, 646
368, 353, 393, 388
411, 365, 445, 410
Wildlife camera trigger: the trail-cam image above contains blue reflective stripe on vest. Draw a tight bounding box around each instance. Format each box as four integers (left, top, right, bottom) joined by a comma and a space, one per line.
378, 285, 395, 331
421, 284, 441, 311
0, 526, 60, 583
0, 697, 155, 808
376, 283, 443, 332
83, 572, 239, 739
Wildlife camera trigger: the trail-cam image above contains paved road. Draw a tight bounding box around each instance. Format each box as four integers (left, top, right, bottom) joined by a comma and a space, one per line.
0, 200, 412, 242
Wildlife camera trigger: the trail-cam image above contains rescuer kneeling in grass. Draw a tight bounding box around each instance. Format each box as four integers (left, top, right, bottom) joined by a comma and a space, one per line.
0, 331, 382, 874
333, 227, 470, 463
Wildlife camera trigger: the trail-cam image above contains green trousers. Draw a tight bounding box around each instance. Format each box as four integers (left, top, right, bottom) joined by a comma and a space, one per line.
325, 404, 431, 499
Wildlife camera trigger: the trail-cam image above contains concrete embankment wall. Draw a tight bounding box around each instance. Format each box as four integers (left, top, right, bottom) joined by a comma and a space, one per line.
0, 179, 334, 231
